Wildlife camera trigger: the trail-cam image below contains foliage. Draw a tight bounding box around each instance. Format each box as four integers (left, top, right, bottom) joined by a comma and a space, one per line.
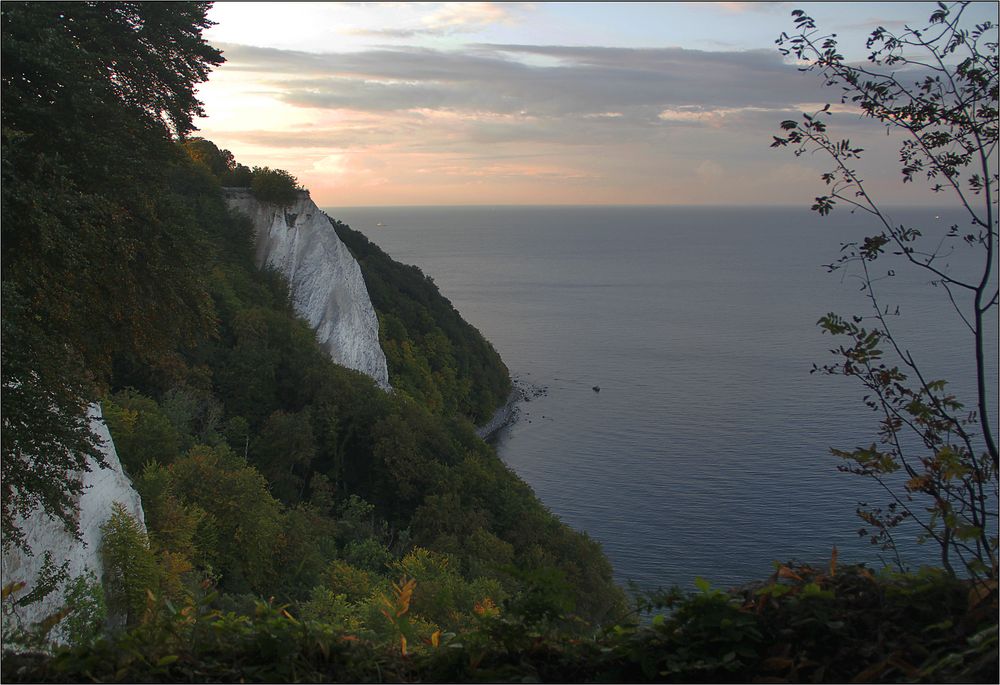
249, 410, 316, 503
1, 1, 223, 550
250, 166, 301, 206
2, 564, 995, 683
331, 219, 511, 424
1, 566, 106, 650
2, 1, 621, 647
103, 390, 185, 474
167, 445, 285, 596
107, 174, 624, 622
772, 2, 998, 578
0, 300, 105, 551
100, 503, 160, 627
59, 571, 107, 648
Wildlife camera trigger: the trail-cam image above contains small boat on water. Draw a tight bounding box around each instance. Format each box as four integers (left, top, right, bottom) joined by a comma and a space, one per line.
376, 222, 386, 227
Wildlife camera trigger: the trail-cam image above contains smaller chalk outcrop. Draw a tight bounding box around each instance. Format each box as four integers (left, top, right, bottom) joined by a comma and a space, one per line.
224, 189, 391, 390
1, 404, 145, 641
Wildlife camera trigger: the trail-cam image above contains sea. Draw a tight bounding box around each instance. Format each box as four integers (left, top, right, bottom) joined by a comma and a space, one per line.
328, 205, 998, 592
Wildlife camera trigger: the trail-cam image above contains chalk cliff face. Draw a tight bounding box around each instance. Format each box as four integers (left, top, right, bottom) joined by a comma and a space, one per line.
224, 189, 390, 390
1, 405, 145, 641
2, 189, 388, 640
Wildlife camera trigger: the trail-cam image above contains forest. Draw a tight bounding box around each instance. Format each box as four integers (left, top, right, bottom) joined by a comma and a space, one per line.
1, 2, 996, 682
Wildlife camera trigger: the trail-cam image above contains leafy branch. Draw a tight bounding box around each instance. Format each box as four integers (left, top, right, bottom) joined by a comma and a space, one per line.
773, 2, 998, 579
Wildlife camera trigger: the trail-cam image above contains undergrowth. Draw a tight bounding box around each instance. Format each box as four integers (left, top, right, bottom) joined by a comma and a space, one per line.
3, 562, 996, 683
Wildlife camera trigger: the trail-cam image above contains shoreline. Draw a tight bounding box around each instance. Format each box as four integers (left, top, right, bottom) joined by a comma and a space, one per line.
475, 376, 549, 442
475, 383, 522, 442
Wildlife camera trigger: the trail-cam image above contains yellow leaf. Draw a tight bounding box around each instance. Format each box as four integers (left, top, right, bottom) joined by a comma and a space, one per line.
777, 566, 803, 582
395, 578, 416, 616
430, 630, 441, 648
1, 581, 26, 601
38, 608, 71, 635
400, 635, 408, 656
968, 579, 998, 609
474, 597, 498, 617
761, 656, 795, 672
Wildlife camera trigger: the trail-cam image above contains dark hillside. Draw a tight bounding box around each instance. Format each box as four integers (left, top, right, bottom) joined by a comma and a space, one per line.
331, 219, 511, 424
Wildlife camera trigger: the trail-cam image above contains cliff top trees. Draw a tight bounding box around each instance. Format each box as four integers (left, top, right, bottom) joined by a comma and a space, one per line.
249, 166, 302, 206
772, 2, 998, 578
1, 2, 223, 550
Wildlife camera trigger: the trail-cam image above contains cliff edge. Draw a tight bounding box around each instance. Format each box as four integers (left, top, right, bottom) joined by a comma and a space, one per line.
224, 189, 390, 390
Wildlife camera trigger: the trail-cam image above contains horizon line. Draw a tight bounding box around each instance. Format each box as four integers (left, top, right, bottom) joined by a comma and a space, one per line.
319, 202, 960, 210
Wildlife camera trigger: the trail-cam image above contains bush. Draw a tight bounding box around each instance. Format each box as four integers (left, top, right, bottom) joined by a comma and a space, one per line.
58, 571, 106, 647
3, 565, 996, 683
249, 166, 300, 206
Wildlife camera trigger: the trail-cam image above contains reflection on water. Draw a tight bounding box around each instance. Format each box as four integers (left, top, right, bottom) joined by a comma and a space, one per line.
330, 205, 997, 590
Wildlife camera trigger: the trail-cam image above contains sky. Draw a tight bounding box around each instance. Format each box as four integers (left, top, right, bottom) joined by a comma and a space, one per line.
193, 2, 999, 207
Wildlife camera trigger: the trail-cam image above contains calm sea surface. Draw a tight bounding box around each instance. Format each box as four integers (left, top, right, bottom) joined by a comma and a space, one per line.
328, 205, 998, 591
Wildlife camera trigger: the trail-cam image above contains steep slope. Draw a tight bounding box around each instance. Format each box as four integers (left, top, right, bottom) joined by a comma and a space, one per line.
330, 219, 511, 423
224, 189, 390, 390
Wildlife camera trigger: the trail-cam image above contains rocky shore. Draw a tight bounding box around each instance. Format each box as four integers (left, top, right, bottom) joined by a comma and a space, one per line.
476, 386, 522, 441
476, 376, 550, 442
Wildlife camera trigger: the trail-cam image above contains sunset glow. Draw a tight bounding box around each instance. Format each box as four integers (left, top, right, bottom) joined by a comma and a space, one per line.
194, 1, 999, 206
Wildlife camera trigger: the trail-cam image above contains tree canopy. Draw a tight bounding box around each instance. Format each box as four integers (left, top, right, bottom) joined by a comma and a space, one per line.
1, 1, 224, 549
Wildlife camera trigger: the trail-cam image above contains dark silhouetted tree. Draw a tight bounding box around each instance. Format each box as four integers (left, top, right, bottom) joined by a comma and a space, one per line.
1, 1, 223, 550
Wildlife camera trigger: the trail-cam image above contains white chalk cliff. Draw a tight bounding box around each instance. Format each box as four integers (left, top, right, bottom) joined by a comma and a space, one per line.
2, 188, 387, 642
224, 189, 390, 390
1, 405, 145, 641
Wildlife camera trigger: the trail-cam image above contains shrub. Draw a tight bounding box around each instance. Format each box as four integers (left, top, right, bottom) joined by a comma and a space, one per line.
249, 166, 300, 206
58, 571, 106, 647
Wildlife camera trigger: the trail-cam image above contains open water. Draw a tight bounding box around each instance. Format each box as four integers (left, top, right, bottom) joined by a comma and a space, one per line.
329, 205, 998, 591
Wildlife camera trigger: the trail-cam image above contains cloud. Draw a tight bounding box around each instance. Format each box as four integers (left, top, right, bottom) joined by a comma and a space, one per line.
695, 160, 724, 179
205, 40, 907, 160
422, 2, 523, 32
346, 2, 529, 38
200, 37, 909, 205
705, 1, 793, 13
217, 41, 833, 118
313, 152, 350, 175
658, 105, 777, 127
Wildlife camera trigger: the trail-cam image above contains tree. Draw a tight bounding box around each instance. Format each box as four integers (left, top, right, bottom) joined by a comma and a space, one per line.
100, 503, 159, 627
167, 445, 283, 595
772, 2, 997, 578
249, 410, 317, 503
182, 136, 253, 186
250, 166, 301, 205
183, 137, 236, 179
1, 2, 223, 550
